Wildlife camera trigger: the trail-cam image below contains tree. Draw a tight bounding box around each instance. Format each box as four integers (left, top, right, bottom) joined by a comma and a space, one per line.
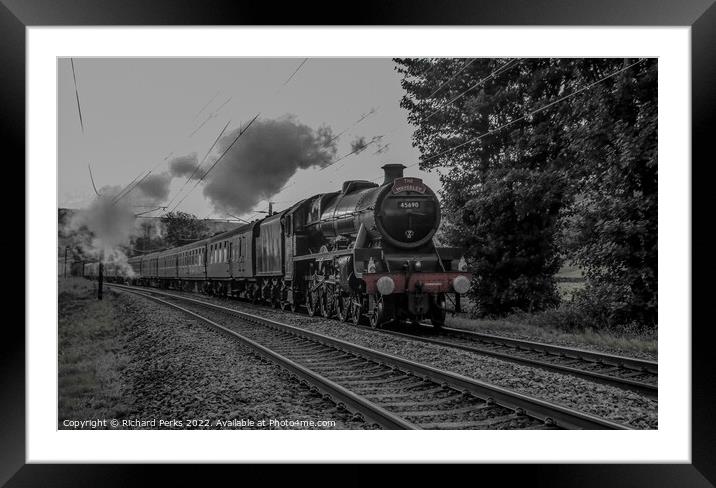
394, 58, 657, 326
562, 60, 658, 327
160, 211, 210, 247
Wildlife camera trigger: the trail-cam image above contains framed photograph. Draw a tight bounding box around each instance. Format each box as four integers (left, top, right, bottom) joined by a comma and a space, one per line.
8, 0, 710, 485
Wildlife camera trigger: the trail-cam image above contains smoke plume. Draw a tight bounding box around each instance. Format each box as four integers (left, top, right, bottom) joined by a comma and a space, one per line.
350, 136, 368, 154
201, 116, 337, 214
168, 153, 200, 179
135, 172, 172, 201
64, 194, 138, 277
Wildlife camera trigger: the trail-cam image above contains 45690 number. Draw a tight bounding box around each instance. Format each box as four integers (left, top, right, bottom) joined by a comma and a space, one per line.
398, 201, 420, 209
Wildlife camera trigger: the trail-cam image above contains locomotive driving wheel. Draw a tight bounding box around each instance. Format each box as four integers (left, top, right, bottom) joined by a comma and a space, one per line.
323, 284, 338, 318
306, 280, 318, 317
369, 295, 386, 329
318, 286, 328, 317
350, 293, 363, 326
336, 293, 351, 322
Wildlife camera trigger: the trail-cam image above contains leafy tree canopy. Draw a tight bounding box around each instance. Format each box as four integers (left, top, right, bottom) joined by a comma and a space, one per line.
394, 58, 657, 326
160, 211, 210, 248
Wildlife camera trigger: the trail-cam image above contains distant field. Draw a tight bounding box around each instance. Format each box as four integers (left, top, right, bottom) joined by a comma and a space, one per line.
555, 263, 585, 280
555, 263, 585, 300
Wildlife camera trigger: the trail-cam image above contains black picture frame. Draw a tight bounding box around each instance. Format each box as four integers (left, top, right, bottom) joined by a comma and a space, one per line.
6, 0, 711, 485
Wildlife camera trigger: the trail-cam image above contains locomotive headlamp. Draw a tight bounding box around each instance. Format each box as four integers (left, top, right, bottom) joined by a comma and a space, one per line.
414, 260, 422, 272
458, 256, 468, 272
367, 257, 377, 273
452, 275, 471, 294
377, 276, 395, 295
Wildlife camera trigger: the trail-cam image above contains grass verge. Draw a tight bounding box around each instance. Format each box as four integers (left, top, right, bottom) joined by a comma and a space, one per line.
58, 278, 132, 425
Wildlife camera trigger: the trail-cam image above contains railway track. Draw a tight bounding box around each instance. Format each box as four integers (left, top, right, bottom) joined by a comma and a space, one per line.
112, 283, 657, 398
374, 323, 658, 398
204, 289, 658, 397
109, 284, 630, 430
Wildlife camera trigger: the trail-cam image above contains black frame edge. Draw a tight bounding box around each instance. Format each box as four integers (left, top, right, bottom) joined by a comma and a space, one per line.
8, 0, 714, 485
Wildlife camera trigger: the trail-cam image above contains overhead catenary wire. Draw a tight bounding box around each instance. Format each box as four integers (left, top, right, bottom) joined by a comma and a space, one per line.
231, 58, 443, 204
402, 58, 647, 173
134, 206, 167, 217
359, 59, 645, 185
163, 119, 233, 213
188, 97, 232, 138
214, 97, 232, 114
192, 90, 220, 121
324, 107, 380, 147
87, 164, 100, 196
425, 58, 476, 100
112, 169, 151, 204
171, 58, 310, 215
280, 58, 308, 89
112, 170, 152, 204
112, 153, 170, 205
70, 58, 85, 134
71, 58, 100, 197
422, 58, 520, 122
287, 58, 497, 190
274, 135, 382, 195
189, 113, 214, 137
110, 88, 230, 210
169, 113, 260, 214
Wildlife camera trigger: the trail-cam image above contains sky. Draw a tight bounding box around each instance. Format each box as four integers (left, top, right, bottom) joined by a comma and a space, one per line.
58, 57, 444, 220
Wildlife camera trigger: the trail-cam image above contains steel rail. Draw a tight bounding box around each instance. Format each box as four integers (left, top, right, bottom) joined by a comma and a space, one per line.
106, 282, 657, 397
437, 326, 658, 374
110, 284, 631, 430
373, 326, 657, 398
115, 286, 417, 430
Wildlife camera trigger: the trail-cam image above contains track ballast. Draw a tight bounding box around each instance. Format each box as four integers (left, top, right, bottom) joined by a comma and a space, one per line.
110, 283, 631, 430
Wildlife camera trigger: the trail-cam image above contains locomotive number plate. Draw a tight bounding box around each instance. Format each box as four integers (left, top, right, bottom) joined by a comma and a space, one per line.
398, 201, 420, 209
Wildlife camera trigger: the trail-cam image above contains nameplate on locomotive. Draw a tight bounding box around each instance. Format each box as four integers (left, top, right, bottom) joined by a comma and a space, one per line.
391, 177, 426, 194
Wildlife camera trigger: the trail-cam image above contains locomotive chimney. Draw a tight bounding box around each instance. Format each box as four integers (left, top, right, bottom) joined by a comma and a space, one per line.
381, 164, 406, 185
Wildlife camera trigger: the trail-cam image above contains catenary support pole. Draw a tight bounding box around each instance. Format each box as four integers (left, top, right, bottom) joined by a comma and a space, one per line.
98, 250, 104, 300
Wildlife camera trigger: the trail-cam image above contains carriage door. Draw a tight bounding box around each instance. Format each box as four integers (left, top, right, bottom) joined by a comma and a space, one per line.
228, 242, 233, 276
284, 215, 293, 279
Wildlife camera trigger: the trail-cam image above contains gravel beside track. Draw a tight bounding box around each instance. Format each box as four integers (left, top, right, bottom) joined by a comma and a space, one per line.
114, 286, 656, 429
72, 289, 371, 429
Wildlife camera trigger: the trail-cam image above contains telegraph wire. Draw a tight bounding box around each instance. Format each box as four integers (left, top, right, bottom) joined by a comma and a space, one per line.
163, 119, 232, 212
273, 57, 505, 200
87, 164, 100, 196
169, 113, 260, 213
423, 59, 520, 122
70, 59, 85, 134
171, 58, 310, 215
425, 58, 476, 100
280, 58, 308, 88
406, 58, 647, 171
192, 90, 220, 121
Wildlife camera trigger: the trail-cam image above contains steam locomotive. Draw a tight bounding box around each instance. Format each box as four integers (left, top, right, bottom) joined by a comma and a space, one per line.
92, 164, 472, 328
